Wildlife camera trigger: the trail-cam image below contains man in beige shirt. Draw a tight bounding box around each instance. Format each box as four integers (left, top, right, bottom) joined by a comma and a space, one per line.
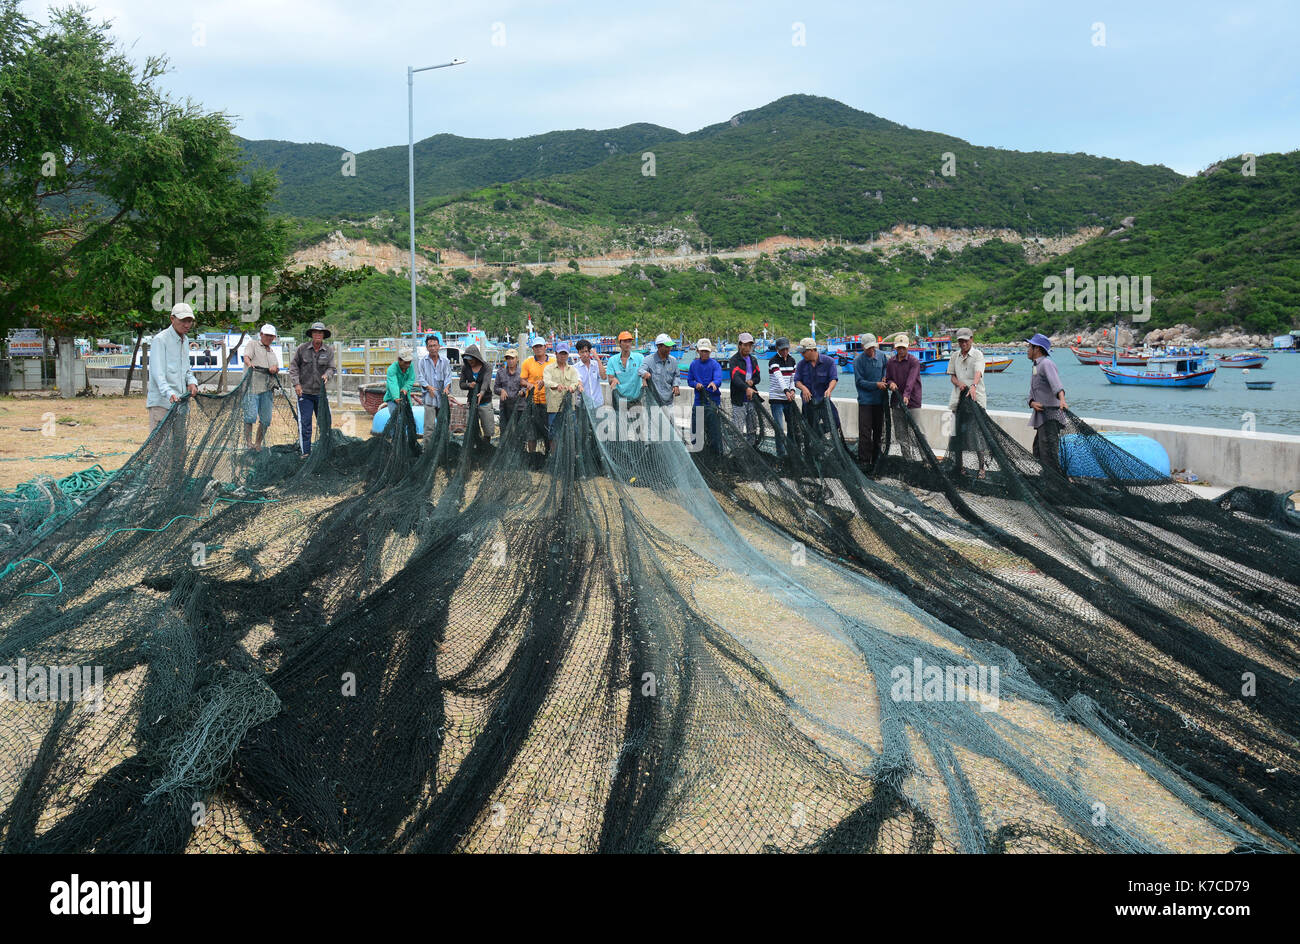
542, 342, 581, 452
947, 327, 987, 476
241, 324, 281, 450
947, 328, 986, 409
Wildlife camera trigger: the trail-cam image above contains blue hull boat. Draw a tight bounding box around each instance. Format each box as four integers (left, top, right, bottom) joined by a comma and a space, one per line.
1101, 365, 1216, 387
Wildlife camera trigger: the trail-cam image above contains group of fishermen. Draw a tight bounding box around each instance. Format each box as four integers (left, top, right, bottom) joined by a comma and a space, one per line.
145, 302, 1069, 471
144, 302, 336, 456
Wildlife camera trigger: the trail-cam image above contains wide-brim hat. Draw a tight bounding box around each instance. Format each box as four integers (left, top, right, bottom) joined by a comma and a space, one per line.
1025, 333, 1052, 352
309, 321, 332, 338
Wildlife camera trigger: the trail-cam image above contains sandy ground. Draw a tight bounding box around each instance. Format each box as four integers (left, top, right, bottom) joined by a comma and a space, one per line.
0, 392, 373, 490
0, 394, 152, 489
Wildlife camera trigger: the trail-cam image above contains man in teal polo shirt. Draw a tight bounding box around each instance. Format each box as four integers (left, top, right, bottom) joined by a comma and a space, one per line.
606, 330, 644, 404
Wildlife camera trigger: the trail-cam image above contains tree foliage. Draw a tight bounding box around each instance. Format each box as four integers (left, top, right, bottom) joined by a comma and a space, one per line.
0, 0, 285, 334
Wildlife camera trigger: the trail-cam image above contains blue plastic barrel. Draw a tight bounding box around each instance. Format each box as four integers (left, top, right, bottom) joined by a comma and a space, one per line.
1058, 431, 1170, 479
371, 404, 425, 436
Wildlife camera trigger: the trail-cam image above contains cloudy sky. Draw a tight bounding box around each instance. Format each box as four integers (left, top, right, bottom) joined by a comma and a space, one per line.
21, 0, 1300, 174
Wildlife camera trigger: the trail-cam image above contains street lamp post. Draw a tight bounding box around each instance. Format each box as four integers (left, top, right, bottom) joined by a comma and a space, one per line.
408, 57, 465, 352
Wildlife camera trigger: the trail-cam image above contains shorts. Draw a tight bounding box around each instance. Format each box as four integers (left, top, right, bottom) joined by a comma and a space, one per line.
243, 389, 273, 426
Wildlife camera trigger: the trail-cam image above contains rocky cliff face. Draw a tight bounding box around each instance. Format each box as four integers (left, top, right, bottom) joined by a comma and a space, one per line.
1048, 323, 1272, 349
291, 231, 435, 279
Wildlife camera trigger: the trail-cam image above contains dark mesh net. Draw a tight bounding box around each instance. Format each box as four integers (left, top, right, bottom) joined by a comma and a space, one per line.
0, 371, 1295, 852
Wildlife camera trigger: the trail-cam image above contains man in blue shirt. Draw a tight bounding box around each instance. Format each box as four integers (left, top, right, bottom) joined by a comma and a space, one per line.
852, 334, 889, 467
793, 337, 840, 438
686, 338, 724, 454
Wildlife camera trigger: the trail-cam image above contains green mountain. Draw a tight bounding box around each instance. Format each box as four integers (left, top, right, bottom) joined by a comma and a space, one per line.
952, 150, 1300, 338
239, 124, 684, 217
514, 94, 1186, 246
245, 95, 1185, 250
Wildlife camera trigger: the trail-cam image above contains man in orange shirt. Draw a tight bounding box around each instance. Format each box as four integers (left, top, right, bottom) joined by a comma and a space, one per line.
519, 336, 550, 453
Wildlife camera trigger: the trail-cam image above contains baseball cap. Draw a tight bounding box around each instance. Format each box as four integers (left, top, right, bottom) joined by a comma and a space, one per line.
738, 332, 755, 344
954, 327, 973, 340
259, 324, 277, 337
861, 334, 878, 348
617, 331, 634, 342
504, 349, 518, 359
555, 341, 571, 354
1025, 333, 1052, 352
654, 333, 673, 347
799, 337, 817, 351
774, 337, 790, 350
696, 338, 713, 352
171, 302, 195, 321
894, 334, 910, 348
397, 347, 414, 361
530, 336, 546, 347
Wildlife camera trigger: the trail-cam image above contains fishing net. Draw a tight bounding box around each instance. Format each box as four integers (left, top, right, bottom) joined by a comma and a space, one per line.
691, 387, 1299, 848
0, 368, 1295, 853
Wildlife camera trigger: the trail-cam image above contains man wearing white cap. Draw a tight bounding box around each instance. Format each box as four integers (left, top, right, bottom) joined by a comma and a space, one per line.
240, 323, 281, 451
146, 302, 199, 431
728, 331, 762, 438
639, 333, 680, 406
947, 328, 986, 410
686, 339, 724, 454
947, 327, 988, 477
382, 347, 420, 425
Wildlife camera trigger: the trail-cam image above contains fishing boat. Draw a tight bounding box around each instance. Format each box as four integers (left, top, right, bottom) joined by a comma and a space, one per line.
1215, 350, 1268, 369
982, 356, 1014, 373
1071, 345, 1151, 366
1101, 349, 1216, 387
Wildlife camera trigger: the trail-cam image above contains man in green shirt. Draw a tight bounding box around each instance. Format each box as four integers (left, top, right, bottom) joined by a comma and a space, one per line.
383, 347, 422, 425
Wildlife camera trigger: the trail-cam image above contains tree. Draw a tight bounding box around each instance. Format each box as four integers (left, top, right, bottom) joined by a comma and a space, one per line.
0, 1, 286, 352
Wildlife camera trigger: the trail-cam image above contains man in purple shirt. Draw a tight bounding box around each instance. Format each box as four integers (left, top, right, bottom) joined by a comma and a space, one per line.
884, 335, 922, 410
1025, 333, 1069, 473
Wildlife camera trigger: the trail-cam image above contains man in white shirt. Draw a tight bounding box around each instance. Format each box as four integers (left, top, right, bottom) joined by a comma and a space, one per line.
241, 323, 280, 450
574, 339, 606, 408
146, 302, 200, 431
